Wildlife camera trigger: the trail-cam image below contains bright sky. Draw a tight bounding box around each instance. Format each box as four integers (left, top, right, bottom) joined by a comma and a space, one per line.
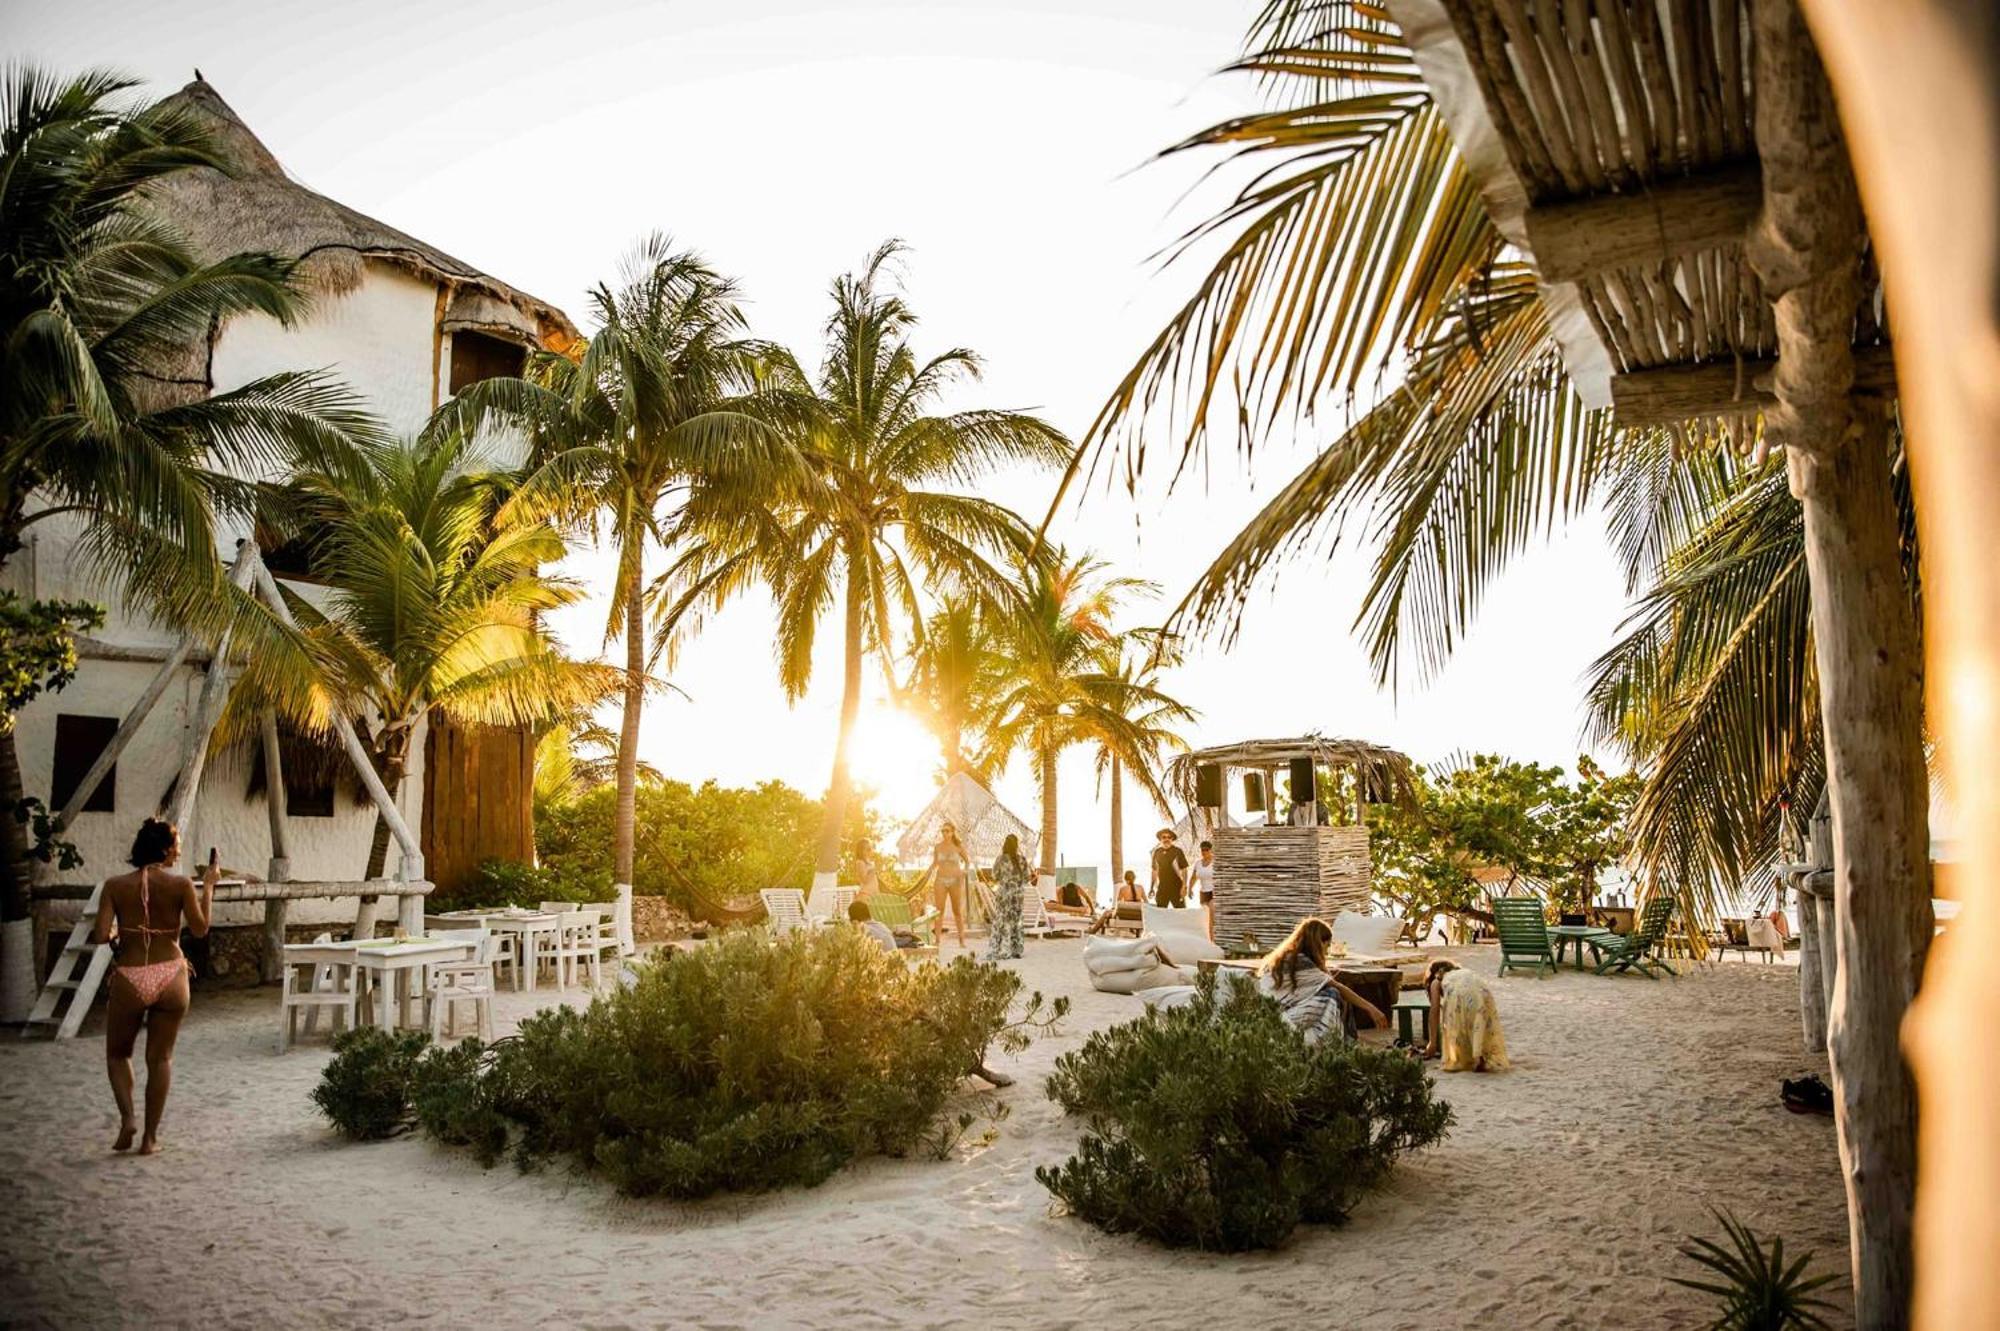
10, 0, 1632, 875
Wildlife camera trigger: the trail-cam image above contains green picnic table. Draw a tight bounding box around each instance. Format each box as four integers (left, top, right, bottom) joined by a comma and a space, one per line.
1548, 923, 1616, 969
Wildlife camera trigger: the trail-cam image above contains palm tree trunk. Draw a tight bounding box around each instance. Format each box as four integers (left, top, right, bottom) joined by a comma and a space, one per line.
1038, 745, 1058, 876
362, 743, 409, 881
1108, 757, 1124, 883
0, 728, 37, 1021
812, 569, 867, 883
1798, 407, 1932, 1324
612, 561, 645, 953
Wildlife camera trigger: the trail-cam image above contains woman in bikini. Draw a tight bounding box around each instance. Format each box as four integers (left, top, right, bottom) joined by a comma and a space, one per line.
930, 823, 970, 949
92, 818, 217, 1154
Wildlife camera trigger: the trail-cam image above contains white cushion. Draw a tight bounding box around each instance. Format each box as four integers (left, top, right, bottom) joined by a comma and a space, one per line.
1331, 911, 1403, 956
1083, 935, 1156, 965
1086, 944, 1165, 978
1138, 984, 1201, 1011
1092, 962, 1189, 994
1140, 907, 1225, 963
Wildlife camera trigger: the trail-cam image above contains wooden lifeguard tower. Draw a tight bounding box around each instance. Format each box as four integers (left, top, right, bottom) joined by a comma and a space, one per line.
1170, 735, 1415, 953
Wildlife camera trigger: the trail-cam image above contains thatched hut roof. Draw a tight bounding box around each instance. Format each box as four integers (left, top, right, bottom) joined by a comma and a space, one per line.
1168, 734, 1418, 808
144, 78, 578, 353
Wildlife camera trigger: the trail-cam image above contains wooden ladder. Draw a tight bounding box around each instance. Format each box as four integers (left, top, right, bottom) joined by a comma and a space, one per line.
22, 882, 111, 1040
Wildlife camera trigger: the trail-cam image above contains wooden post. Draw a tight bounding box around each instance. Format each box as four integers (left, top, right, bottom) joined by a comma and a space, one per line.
1748, 5, 1935, 1320
159, 544, 261, 848
1800, 2, 2000, 1324
258, 710, 291, 983
246, 554, 423, 882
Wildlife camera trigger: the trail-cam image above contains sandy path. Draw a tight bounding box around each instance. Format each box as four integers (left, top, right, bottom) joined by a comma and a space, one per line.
0, 942, 1853, 1329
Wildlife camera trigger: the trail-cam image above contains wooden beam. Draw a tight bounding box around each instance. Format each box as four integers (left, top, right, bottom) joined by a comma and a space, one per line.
1610, 343, 1897, 428
1524, 164, 1764, 284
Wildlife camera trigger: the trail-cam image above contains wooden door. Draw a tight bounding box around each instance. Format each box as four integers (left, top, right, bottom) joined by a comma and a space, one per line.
421, 717, 535, 898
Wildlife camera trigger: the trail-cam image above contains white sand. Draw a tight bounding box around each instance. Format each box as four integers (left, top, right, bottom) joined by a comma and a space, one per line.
0, 942, 1853, 1329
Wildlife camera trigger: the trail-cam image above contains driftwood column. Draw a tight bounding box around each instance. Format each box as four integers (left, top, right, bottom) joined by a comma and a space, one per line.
1800, 2, 2000, 1326
1748, 4, 1934, 1322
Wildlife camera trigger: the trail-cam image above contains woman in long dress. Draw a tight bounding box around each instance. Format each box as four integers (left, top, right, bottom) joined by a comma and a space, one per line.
986, 834, 1029, 961
1422, 959, 1510, 1071
930, 823, 970, 949
1255, 918, 1387, 1045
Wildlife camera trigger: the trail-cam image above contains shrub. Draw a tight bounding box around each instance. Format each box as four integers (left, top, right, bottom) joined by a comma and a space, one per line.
311, 927, 1063, 1199
311, 1028, 430, 1140
534, 779, 887, 918
432, 858, 604, 912
1670, 1208, 1838, 1330
1037, 974, 1451, 1250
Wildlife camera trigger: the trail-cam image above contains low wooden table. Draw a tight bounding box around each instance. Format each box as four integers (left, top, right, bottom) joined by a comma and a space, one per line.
1392, 990, 1433, 1046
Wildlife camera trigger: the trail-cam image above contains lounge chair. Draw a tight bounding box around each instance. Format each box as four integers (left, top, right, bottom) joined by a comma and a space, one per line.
1585, 896, 1678, 977
760, 888, 813, 934
862, 891, 938, 946
1489, 896, 1563, 977
1023, 890, 1086, 938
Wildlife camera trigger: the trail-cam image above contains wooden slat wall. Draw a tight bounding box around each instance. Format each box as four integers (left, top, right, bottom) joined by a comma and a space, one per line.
421, 717, 535, 898
1211, 824, 1374, 954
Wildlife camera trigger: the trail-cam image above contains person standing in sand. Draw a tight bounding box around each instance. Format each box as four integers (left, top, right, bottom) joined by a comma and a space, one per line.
985, 834, 1029, 961
930, 823, 970, 948
91, 818, 218, 1153
1148, 828, 1189, 908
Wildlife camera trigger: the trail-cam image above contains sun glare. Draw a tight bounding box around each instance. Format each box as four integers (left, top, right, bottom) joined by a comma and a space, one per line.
847, 705, 946, 822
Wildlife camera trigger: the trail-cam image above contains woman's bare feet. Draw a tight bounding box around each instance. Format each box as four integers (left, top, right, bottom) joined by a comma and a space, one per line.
137, 1136, 161, 1156
113, 1120, 136, 1152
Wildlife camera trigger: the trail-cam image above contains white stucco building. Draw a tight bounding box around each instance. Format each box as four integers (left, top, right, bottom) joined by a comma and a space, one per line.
9, 79, 576, 929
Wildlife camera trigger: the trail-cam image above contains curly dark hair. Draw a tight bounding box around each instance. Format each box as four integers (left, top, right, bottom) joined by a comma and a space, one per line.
128, 817, 179, 868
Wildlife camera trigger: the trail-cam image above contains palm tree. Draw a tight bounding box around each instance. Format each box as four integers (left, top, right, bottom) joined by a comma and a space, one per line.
984, 551, 1186, 876
533, 711, 664, 808
1071, 2, 1910, 916
443, 235, 784, 915
1089, 640, 1196, 882
1087, 6, 1927, 1310
661, 243, 1072, 887
246, 429, 616, 878
901, 596, 1009, 782
0, 68, 374, 992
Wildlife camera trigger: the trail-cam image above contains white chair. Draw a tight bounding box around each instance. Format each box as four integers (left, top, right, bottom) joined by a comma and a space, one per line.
804, 884, 858, 926
278, 932, 358, 1053
761, 888, 812, 934
1743, 916, 1785, 963
549, 911, 602, 990
429, 932, 498, 1043
1023, 888, 1085, 938
581, 901, 622, 962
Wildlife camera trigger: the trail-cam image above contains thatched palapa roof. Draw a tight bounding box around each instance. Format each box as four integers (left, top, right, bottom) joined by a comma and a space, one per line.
145, 78, 578, 353
1169, 734, 1417, 809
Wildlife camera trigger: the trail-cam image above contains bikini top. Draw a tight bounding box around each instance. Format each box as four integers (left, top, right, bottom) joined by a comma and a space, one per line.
120, 865, 181, 941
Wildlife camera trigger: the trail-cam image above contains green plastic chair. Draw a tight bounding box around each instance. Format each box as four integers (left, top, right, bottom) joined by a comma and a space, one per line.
861, 892, 936, 946
1489, 896, 1560, 977
1586, 895, 1677, 978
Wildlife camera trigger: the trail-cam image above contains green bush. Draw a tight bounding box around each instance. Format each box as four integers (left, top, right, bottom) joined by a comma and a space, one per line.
311, 927, 1063, 1198
1037, 974, 1451, 1250
311, 1028, 430, 1140
431, 858, 605, 912
534, 779, 885, 919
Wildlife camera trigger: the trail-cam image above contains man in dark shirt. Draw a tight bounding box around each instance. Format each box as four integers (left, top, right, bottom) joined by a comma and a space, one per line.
1149, 828, 1190, 907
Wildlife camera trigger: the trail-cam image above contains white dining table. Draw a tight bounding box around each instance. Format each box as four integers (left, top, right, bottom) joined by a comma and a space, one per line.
430, 911, 562, 991
283, 937, 476, 1031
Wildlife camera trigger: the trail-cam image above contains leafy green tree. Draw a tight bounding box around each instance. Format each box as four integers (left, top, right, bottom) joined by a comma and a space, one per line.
245, 430, 616, 878
0, 67, 373, 945
900, 596, 1010, 783
1088, 641, 1195, 882
661, 243, 1071, 883
1368, 754, 1638, 937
